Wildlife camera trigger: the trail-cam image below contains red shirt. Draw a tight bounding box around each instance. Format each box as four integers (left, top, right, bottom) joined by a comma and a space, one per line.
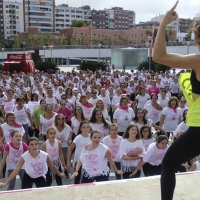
4, 141, 28, 152
56, 107, 72, 122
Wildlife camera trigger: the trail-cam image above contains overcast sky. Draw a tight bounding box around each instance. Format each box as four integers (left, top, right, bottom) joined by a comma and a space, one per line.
55, 0, 199, 23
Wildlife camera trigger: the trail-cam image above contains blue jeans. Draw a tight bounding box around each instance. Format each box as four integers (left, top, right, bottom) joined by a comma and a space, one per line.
81, 174, 109, 183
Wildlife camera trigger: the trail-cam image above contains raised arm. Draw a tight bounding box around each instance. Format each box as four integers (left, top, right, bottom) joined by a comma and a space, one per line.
153, 1, 200, 70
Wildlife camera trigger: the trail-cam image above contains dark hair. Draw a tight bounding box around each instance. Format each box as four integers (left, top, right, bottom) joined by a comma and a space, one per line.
89, 109, 109, 129
31, 92, 38, 101
74, 106, 86, 121
140, 125, 152, 139
55, 114, 66, 128
139, 87, 145, 95
156, 135, 168, 143
65, 87, 73, 96
150, 93, 158, 99
16, 96, 24, 102
123, 124, 141, 139
40, 99, 46, 104
134, 109, 148, 124
182, 109, 188, 123
10, 130, 21, 138
27, 137, 39, 145
90, 130, 101, 138
77, 121, 89, 135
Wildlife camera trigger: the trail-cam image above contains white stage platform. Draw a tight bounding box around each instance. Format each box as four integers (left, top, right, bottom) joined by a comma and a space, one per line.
0, 172, 199, 200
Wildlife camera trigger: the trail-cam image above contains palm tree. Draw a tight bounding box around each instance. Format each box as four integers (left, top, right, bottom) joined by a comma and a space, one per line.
166, 26, 175, 42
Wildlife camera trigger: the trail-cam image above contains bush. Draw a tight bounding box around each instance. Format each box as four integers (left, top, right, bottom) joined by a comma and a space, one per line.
79, 61, 106, 72
0, 64, 3, 71
137, 60, 171, 72
35, 61, 59, 72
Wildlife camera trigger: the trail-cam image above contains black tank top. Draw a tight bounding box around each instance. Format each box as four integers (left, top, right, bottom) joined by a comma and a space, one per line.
191, 70, 200, 94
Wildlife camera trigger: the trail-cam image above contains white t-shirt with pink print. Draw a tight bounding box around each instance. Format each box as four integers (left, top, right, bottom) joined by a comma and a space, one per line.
73, 134, 91, 167
78, 102, 94, 119
102, 135, 123, 162
143, 142, 169, 166
2, 99, 15, 113
22, 150, 48, 178
6, 142, 25, 172
80, 143, 110, 178
71, 117, 80, 136
120, 139, 145, 172
89, 122, 109, 138
55, 125, 71, 148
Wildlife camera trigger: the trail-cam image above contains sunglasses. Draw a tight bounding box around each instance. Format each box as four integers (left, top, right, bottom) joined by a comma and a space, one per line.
91, 92, 97, 94
170, 101, 177, 104
58, 118, 65, 120
61, 103, 65, 105
47, 107, 53, 110
180, 101, 186, 103
76, 109, 82, 111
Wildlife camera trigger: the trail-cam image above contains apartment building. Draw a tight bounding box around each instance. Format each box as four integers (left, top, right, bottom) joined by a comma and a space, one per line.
3, 1, 24, 40
107, 7, 135, 30
91, 10, 109, 29
0, 0, 4, 40
23, 0, 55, 33
55, 4, 91, 32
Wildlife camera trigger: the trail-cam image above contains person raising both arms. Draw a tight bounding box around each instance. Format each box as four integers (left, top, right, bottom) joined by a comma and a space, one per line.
153, 1, 200, 200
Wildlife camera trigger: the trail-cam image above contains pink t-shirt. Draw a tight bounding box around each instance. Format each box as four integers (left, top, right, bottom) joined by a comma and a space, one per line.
148, 86, 160, 96
4, 141, 28, 152
56, 108, 72, 122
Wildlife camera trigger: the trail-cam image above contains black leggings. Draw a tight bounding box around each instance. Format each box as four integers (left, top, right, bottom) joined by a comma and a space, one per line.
46, 166, 62, 186
161, 127, 200, 200
22, 172, 46, 189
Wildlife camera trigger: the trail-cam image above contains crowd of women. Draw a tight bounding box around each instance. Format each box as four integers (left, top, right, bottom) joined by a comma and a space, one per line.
0, 68, 199, 190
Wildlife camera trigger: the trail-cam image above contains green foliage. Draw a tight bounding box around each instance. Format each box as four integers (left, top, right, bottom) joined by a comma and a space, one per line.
35, 61, 59, 72
25, 33, 67, 47
79, 61, 106, 72
70, 20, 85, 27
71, 34, 86, 45
12, 35, 19, 48
0, 64, 3, 71
137, 61, 171, 72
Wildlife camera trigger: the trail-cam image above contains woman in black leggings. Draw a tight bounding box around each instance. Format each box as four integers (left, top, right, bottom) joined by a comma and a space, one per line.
153, 1, 200, 200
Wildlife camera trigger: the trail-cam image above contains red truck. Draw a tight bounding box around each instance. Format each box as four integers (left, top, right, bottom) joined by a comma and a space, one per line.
3, 54, 35, 74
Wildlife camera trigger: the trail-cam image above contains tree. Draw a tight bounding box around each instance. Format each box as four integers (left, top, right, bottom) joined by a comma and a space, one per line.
185, 27, 193, 41
146, 26, 152, 37
70, 20, 85, 27
59, 34, 67, 45
166, 26, 175, 42
12, 35, 19, 48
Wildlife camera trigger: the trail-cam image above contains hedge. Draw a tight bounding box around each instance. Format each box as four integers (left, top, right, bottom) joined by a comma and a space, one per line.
35, 61, 60, 72
79, 61, 106, 72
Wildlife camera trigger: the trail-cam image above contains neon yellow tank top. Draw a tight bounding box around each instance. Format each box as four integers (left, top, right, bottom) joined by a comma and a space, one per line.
179, 72, 200, 126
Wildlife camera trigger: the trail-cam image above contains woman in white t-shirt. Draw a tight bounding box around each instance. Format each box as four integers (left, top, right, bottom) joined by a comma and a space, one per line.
71, 106, 88, 141
120, 124, 145, 179
102, 124, 123, 180
89, 108, 109, 139
144, 93, 163, 125
131, 108, 166, 134
39, 104, 57, 141
45, 89, 57, 111
140, 125, 155, 151
27, 93, 40, 116
0, 137, 65, 189
70, 130, 123, 183
54, 114, 72, 172
1, 89, 16, 116
66, 121, 91, 184
160, 97, 181, 138
135, 87, 150, 109
95, 99, 109, 121
130, 135, 169, 177
113, 96, 135, 136
158, 89, 169, 109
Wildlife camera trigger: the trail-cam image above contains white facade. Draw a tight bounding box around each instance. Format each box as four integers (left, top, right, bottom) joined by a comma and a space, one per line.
3, 0, 24, 40
24, 0, 55, 32
55, 4, 91, 32
151, 14, 178, 31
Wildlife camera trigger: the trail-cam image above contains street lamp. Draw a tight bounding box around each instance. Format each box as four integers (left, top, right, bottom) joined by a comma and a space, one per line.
145, 42, 151, 71
187, 41, 191, 55
2, 48, 4, 62
21, 41, 26, 54
43, 45, 46, 62
49, 45, 53, 62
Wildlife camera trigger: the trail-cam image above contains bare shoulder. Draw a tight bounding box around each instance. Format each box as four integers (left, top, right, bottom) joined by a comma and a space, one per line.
84, 143, 90, 150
